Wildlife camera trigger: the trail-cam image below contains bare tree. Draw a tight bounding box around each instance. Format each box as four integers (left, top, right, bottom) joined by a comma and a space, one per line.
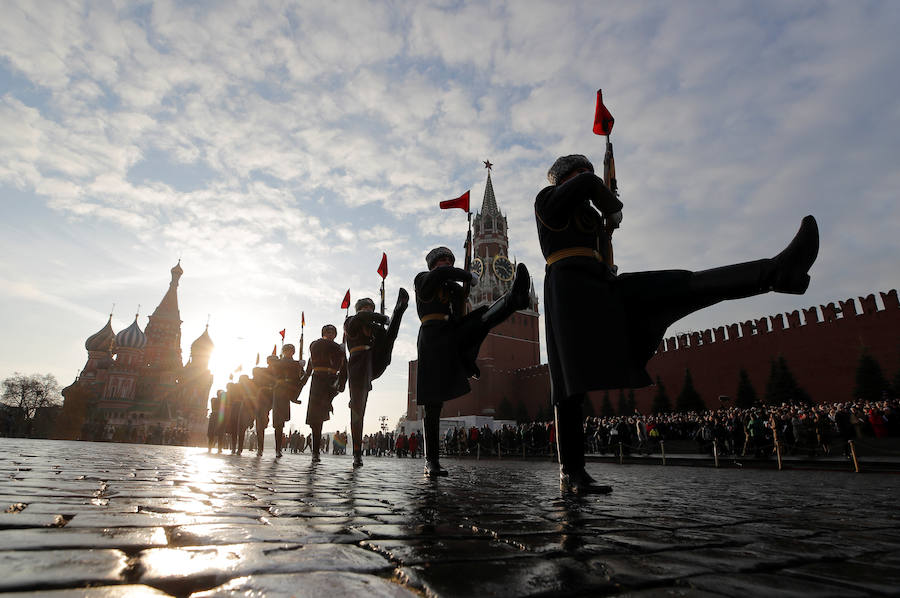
1, 373, 62, 436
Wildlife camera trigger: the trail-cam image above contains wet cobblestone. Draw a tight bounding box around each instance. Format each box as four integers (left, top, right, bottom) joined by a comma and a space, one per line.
1, 438, 899, 597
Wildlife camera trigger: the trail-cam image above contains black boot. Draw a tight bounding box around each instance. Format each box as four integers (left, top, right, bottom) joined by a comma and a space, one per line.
770, 215, 819, 294
555, 400, 612, 495
423, 404, 448, 477
690, 216, 818, 300
480, 263, 531, 329
351, 412, 364, 468
274, 430, 283, 458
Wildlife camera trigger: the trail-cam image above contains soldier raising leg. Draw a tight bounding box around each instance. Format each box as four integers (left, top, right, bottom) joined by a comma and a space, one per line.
415, 246, 531, 477
346, 289, 409, 467
536, 154, 819, 494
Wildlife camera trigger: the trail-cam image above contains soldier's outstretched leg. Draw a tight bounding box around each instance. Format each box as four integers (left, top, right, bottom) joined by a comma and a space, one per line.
373, 288, 410, 379
423, 404, 447, 477
555, 395, 612, 494
687, 215, 818, 303
480, 263, 532, 329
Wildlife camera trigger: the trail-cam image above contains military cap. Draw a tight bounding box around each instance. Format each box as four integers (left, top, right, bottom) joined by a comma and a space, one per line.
547, 154, 594, 185
355, 297, 376, 312
426, 246, 455, 269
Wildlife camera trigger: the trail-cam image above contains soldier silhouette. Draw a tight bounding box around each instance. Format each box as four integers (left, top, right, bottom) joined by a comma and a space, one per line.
272, 344, 304, 458
415, 246, 531, 477
536, 154, 819, 494
302, 325, 348, 462
345, 290, 409, 467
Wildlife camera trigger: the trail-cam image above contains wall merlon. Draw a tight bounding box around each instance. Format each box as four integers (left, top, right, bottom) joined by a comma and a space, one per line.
859, 294, 878, 314
702, 329, 713, 344
820, 302, 839, 322
803, 306, 819, 324
714, 326, 726, 342
839, 299, 857, 317
678, 333, 689, 349
882, 289, 899, 310
740, 320, 755, 337
770, 314, 785, 332
755, 318, 769, 334
690, 332, 701, 347
726, 323, 739, 340
786, 310, 802, 329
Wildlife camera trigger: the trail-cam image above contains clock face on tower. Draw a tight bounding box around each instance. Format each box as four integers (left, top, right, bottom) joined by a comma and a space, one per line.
471, 257, 484, 279
492, 255, 514, 281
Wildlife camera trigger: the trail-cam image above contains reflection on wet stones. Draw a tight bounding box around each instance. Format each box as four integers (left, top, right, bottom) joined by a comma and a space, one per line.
1, 438, 899, 596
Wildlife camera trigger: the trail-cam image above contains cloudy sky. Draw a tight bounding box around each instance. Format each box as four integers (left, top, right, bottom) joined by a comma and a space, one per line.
2, 1, 898, 434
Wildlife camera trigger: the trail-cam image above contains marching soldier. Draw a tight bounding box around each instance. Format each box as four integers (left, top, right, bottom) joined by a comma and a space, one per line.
207, 390, 223, 453
345, 289, 409, 467
272, 344, 304, 458
536, 154, 818, 494
251, 355, 279, 456
415, 246, 531, 477
302, 325, 347, 462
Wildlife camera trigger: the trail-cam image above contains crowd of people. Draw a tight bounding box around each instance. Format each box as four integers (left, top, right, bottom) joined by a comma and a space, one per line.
435, 396, 900, 461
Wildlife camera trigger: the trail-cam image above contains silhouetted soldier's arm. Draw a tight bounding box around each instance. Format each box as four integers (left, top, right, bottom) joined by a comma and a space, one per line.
536, 172, 623, 224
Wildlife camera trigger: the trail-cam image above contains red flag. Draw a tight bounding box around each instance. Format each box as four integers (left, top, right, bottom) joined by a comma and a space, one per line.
301, 312, 305, 327
377, 253, 388, 279
271, 344, 277, 356
279, 329, 286, 340
341, 289, 351, 309
593, 89, 614, 136
440, 190, 470, 212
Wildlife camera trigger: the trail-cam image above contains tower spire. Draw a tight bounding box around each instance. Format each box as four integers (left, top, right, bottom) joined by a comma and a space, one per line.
480, 163, 499, 216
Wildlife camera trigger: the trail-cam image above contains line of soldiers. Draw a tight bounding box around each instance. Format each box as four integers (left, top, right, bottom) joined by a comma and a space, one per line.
206, 288, 408, 464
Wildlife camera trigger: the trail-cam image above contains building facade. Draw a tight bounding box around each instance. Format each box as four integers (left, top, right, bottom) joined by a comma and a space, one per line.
59, 262, 214, 444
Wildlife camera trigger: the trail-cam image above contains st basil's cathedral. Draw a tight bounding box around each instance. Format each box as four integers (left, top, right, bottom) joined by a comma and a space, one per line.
59, 262, 214, 444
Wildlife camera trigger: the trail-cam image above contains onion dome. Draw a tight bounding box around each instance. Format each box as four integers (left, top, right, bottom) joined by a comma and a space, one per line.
85, 316, 116, 352
191, 326, 214, 354
115, 317, 147, 350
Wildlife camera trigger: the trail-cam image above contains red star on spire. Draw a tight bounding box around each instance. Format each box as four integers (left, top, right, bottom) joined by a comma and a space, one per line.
483, 159, 493, 170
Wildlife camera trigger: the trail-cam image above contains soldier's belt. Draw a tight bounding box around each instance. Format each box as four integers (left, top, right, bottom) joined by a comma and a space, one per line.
349, 345, 372, 354
545, 247, 603, 266
420, 314, 449, 323
313, 367, 339, 374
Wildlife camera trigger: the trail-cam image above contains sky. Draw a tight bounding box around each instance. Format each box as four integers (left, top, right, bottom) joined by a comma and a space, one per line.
2, 1, 898, 435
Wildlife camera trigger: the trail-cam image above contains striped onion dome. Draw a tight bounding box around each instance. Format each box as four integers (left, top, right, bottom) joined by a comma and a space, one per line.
115, 317, 147, 350
85, 316, 115, 352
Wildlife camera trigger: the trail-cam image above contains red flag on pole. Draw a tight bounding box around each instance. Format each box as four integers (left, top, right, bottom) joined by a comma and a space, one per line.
440, 190, 470, 212
279, 329, 286, 341
301, 312, 305, 327
271, 344, 277, 356
341, 289, 351, 309
593, 89, 615, 136
377, 253, 388, 279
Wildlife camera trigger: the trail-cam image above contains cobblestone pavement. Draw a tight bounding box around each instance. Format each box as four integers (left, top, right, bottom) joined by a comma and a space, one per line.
2, 438, 900, 597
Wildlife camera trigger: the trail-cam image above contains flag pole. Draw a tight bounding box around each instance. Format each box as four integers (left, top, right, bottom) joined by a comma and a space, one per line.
299, 312, 305, 361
